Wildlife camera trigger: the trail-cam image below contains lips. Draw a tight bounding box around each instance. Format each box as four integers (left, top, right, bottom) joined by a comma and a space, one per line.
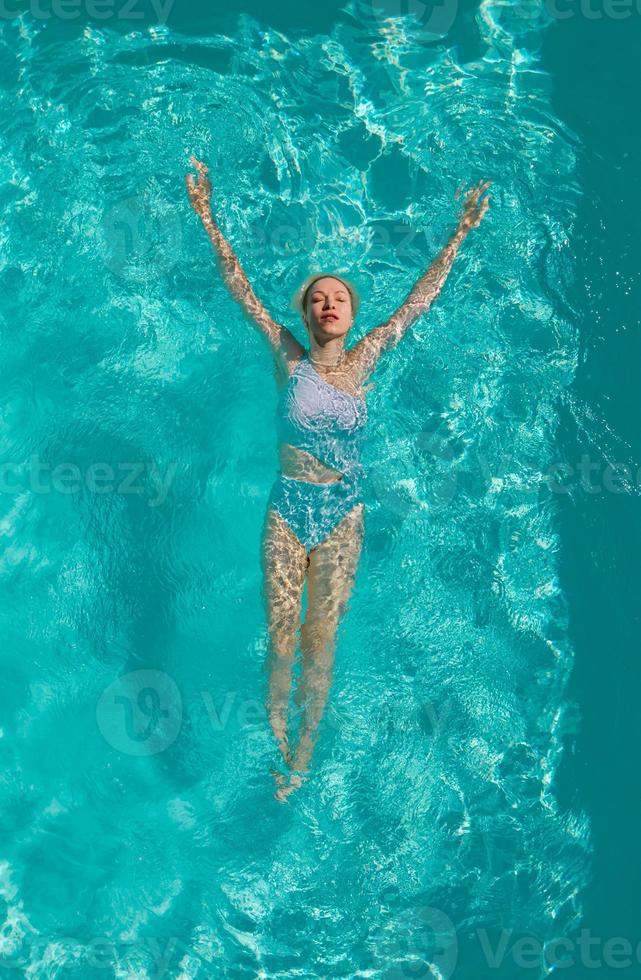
321, 314, 338, 322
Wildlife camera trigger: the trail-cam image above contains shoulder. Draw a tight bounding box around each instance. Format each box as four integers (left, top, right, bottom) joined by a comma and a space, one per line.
276, 326, 306, 365
274, 347, 306, 392
346, 324, 389, 385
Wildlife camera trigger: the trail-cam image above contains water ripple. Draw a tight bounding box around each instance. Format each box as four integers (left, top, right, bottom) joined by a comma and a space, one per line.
0, 2, 595, 975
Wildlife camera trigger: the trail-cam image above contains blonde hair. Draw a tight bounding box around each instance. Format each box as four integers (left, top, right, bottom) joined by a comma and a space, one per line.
292, 272, 360, 320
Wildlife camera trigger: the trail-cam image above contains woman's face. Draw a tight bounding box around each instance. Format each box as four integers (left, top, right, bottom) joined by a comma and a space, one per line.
304, 277, 353, 340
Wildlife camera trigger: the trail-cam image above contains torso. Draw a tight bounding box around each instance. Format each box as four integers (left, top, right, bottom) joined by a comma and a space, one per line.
275, 350, 366, 398
276, 351, 367, 484
278, 443, 343, 482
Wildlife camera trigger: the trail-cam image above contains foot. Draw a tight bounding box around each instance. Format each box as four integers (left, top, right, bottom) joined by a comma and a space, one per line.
274, 736, 292, 768
272, 771, 306, 804
270, 767, 289, 798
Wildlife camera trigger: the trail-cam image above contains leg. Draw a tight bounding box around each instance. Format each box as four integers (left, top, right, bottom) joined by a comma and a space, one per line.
260, 503, 308, 769
289, 502, 365, 784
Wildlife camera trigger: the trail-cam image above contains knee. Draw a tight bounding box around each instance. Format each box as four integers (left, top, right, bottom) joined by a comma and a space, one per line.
300, 616, 338, 658
266, 614, 298, 659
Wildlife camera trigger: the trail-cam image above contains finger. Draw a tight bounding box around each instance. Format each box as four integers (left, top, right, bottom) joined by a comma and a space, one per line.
465, 189, 479, 208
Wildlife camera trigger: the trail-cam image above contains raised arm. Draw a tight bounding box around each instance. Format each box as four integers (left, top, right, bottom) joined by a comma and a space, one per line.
185, 156, 303, 366
348, 180, 491, 383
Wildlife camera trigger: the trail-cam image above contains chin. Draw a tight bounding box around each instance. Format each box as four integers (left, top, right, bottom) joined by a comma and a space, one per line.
319, 321, 348, 337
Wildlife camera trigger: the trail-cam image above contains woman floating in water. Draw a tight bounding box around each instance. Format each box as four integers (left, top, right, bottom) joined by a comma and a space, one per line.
186, 156, 490, 801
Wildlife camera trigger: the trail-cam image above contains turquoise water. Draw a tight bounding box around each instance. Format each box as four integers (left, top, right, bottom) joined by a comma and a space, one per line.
1, 0, 639, 977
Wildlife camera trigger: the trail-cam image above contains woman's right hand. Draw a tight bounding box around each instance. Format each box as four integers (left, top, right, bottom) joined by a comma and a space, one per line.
185, 155, 212, 221
457, 179, 491, 232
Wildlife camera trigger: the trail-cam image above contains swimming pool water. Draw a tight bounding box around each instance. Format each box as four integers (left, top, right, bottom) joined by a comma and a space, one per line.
1, 0, 637, 976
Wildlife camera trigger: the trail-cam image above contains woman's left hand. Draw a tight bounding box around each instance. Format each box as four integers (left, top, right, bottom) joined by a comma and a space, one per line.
185, 155, 213, 221
458, 179, 491, 232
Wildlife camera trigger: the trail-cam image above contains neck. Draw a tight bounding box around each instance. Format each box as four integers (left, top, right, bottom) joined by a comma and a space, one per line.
308, 340, 345, 368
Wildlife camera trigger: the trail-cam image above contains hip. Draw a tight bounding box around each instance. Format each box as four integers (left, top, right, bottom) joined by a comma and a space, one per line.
269, 469, 363, 505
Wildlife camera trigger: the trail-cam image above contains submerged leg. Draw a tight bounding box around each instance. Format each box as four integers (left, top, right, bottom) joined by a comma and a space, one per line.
260, 503, 308, 771
288, 502, 365, 790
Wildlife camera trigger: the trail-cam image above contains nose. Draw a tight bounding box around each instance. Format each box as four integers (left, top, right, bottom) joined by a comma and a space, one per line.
323, 297, 335, 309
